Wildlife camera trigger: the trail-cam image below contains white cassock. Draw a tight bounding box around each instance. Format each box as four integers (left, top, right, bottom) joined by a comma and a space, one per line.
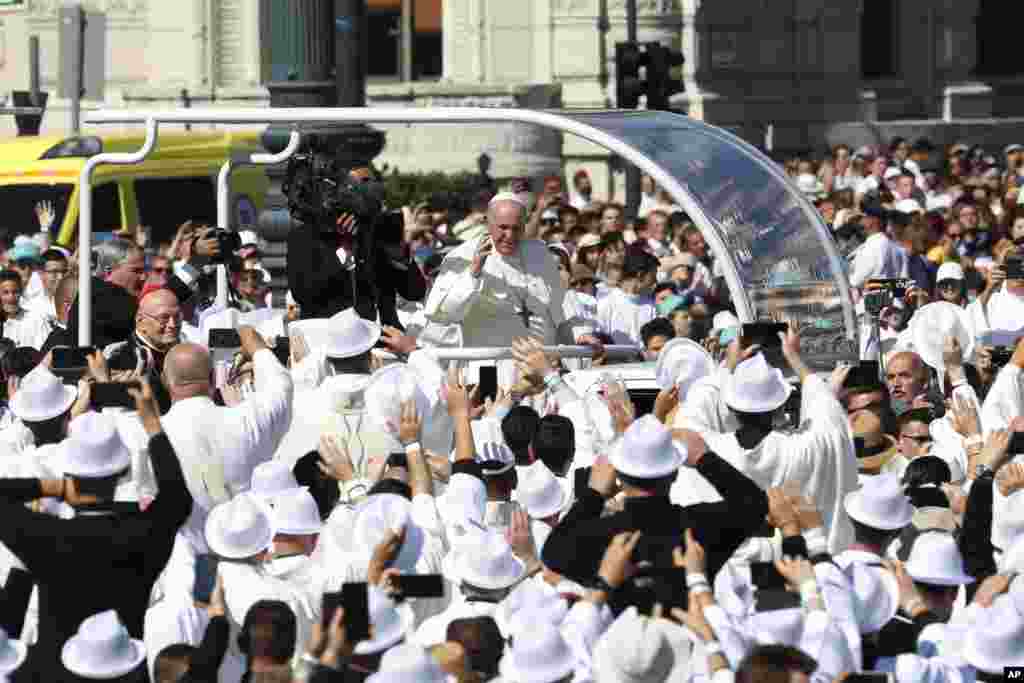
560, 290, 600, 371
695, 374, 859, 554
1, 309, 51, 350
596, 288, 656, 347
424, 236, 565, 386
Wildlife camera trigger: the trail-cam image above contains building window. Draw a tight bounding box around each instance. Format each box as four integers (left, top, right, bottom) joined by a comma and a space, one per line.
367, 0, 442, 80
860, 0, 898, 79
975, 0, 1017, 76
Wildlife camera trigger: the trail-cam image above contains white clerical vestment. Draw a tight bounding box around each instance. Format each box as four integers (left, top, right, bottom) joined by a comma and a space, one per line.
596, 288, 656, 347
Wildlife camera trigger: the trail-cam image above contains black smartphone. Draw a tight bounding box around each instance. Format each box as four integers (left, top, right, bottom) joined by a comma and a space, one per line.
386, 453, 409, 469
845, 675, 894, 683
1005, 257, 1024, 280
741, 322, 787, 349
575, 466, 592, 498
1009, 431, 1024, 455
208, 328, 242, 349
73, 476, 113, 497
193, 554, 220, 604
844, 361, 881, 388
322, 591, 344, 628
341, 582, 371, 642
392, 574, 445, 599
478, 365, 498, 404
754, 589, 802, 612
272, 336, 290, 366
750, 562, 788, 591
52, 346, 95, 382
91, 382, 137, 410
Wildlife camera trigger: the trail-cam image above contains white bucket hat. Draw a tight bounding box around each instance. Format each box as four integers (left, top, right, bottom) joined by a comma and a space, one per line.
592, 607, 675, 683
904, 531, 974, 586
60, 610, 146, 679
963, 598, 1024, 673
58, 412, 133, 478
908, 302, 974, 375
722, 353, 792, 414
609, 415, 686, 479
444, 528, 526, 591
363, 364, 432, 446
326, 308, 381, 359
936, 262, 965, 282
250, 461, 305, 502
355, 586, 416, 655
270, 488, 323, 536
844, 474, 914, 530
500, 622, 575, 683
205, 492, 275, 559
494, 580, 569, 639
0, 627, 27, 676
366, 643, 447, 683
9, 365, 78, 422
655, 337, 716, 396
437, 472, 487, 531
349, 493, 425, 574
845, 562, 900, 634
516, 461, 569, 520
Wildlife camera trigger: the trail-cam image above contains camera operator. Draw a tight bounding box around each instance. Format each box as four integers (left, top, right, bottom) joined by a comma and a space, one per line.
287, 165, 427, 326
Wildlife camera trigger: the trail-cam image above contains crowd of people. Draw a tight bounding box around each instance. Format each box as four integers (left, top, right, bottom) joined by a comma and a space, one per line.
0, 134, 1023, 683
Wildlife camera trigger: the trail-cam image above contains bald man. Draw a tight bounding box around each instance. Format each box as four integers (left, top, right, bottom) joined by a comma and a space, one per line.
885, 351, 931, 410
104, 288, 184, 412
425, 194, 566, 357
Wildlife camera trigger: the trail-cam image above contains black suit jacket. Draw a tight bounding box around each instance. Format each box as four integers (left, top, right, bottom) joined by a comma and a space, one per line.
0, 432, 193, 682
287, 214, 427, 327
541, 453, 769, 588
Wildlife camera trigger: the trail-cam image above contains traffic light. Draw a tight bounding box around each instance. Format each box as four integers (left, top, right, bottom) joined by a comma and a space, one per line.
646, 42, 685, 111
11, 91, 48, 137
615, 41, 649, 110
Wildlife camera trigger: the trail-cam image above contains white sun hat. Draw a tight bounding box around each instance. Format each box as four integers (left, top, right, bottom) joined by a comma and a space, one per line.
349, 493, 425, 574
963, 598, 1024, 673
60, 610, 146, 680
904, 531, 974, 586
844, 473, 914, 530
908, 302, 974, 375
437, 472, 487, 532
57, 412, 133, 478
205, 492, 275, 559
494, 580, 569, 639
592, 607, 676, 683
355, 586, 416, 656
363, 364, 432, 447
936, 262, 965, 282
444, 528, 526, 591
365, 643, 447, 683
609, 415, 686, 479
516, 461, 569, 520
250, 460, 305, 502
326, 308, 381, 359
655, 337, 716, 396
8, 365, 78, 422
0, 627, 27, 676
270, 488, 323, 536
722, 353, 792, 414
846, 562, 901, 634
499, 622, 575, 683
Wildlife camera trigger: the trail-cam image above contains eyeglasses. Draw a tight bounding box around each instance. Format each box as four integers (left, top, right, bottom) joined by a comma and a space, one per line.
44, 268, 68, 276
901, 434, 932, 445
141, 311, 182, 327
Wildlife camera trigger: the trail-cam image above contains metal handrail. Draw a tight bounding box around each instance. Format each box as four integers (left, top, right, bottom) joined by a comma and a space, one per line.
428, 345, 640, 362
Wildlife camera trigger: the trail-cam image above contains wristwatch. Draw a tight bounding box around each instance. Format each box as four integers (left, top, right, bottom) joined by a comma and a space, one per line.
590, 575, 618, 594
975, 463, 994, 479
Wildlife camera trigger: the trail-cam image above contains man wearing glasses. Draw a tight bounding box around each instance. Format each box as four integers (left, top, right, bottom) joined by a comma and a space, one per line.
105, 289, 183, 412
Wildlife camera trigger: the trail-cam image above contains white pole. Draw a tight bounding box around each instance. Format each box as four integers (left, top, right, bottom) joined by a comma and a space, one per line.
77, 118, 159, 346
214, 130, 302, 309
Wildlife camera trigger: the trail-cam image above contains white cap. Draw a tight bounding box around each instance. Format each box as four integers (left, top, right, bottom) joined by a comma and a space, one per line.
609, 415, 686, 479
936, 262, 965, 281
844, 473, 914, 530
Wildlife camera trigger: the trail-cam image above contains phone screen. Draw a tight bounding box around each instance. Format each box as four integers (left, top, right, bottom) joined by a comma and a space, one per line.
741, 322, 786, 349
393, 574, 445, 599
91, 382, 137, 410
754, 589, 802, 612
750, 562, 788, 591
845, 361, 881, 388
193, 554, 219, 604
52, 346, 93, 370
478, 365, 498, 404
340, 583, 371, 641
209, 328, 242, 349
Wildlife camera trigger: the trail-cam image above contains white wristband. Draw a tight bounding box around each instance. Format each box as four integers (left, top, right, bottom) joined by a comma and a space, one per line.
404, 442, 422, 455
686, 573, 709, 589
689, 583, 711, 596
703, 641, 723, 658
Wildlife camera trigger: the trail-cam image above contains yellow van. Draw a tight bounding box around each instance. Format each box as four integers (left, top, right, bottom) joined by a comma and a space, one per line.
0, 131, 270, 248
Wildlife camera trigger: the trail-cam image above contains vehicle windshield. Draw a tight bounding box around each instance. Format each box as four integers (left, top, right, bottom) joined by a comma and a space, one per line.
0, 183, 73, 239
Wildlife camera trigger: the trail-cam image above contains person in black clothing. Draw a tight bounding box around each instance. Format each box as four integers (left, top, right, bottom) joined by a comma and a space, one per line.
540, 415, 769, 591
0, 378, 193, 683
287, 168, 427, 327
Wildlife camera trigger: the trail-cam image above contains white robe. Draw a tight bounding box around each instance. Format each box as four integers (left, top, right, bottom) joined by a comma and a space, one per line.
1, 309, 51, 350
596, 288, 656, 347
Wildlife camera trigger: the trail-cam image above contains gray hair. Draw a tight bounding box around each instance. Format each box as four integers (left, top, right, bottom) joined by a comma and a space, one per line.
487, 195, 528, 225
92, 237, 140, 275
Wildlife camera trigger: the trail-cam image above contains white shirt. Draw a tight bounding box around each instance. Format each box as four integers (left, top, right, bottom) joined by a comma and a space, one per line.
596, 288, 656, 347
697, 375, 859, 554
424, 236, 566, 348
849, 232, 909, 290
25, 294, 56, 322
1, 308, 51, 350
161, 349, 293, 554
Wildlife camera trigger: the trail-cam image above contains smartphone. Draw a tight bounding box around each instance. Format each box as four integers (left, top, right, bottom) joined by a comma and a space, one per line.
52, 346, 95, 382
630, 570, 688, 615
750, 562, 788, 591
392, 574, 445, 599
340, 582, 371, 641
741, 322, 787, 349
386, 453, 409, 469
845, 675, 894, 683
208, 328, 242, 349
91, 382, 137, 410
575, 467, 592, 498
1005, 257, 1024, 280
1009, 431, 1024, 455
754, 589, 802, 612
272, 336, 290, 366
844, 360, 881, 388
478, 365, 498, 404
193, 554, 220, 605
322, 591, 344, 628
